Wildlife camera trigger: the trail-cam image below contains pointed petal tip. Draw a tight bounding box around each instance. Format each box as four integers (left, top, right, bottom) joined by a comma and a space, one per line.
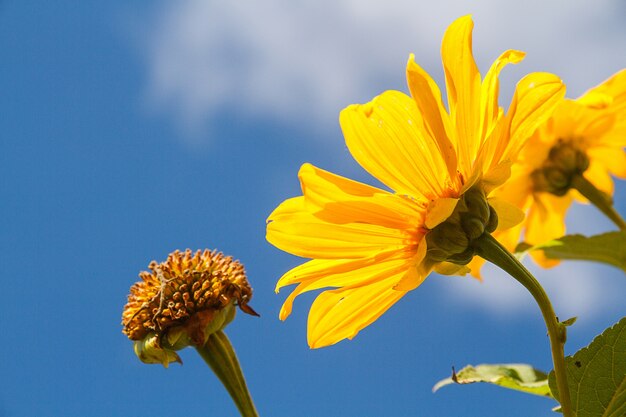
278, 305, 292, 321
502, 49, 526, 64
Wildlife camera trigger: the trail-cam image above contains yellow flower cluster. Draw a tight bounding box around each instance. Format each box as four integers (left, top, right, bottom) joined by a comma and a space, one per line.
495, 70, 626, 266
267, 15, 570, 348
267, 15, 626, 349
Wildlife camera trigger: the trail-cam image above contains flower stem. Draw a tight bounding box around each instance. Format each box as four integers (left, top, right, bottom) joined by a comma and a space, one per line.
473, 233, 572, 417
571, 174, 626, 230
195, 330, 259, 417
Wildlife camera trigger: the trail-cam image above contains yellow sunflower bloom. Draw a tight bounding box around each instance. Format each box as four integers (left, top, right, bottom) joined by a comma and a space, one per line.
494, 69, 626, 267
266, 15, 565, 348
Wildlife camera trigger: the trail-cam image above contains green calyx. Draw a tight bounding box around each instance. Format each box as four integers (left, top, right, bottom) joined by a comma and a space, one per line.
531, 140, 590, 196
425, 187, 498, 265
133, 302, 238, 367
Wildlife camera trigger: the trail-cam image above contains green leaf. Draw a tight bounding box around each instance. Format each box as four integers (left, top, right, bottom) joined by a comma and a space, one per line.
549, 317, 626, 416
519, 231, 626, 271
433, 363, 553, 398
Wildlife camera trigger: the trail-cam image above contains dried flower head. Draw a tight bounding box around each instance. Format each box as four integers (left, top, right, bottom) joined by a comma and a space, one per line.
122, 249, 257, 348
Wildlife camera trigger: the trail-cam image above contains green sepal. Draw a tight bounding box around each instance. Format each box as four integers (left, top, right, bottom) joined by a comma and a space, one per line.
560, 317, 578, 327
133, 333, 182, 368
433, 363, 553, 398
548, 317, 626, 416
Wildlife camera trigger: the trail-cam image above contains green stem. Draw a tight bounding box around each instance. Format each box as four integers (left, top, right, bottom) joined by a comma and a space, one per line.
195, 330, 259, 417
474, 233, 572, 417
571, 174, 626, 230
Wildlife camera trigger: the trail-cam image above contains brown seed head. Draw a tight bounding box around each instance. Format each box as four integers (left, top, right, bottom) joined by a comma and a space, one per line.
122, 249, 256, 343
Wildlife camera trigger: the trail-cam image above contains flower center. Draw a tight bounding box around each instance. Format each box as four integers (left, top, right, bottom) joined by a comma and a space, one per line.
425, 187, 498, 265
530, 140, 590, 196
122, 249, 256, 343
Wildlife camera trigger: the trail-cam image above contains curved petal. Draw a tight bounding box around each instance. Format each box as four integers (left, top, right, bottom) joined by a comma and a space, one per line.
393, 238, 428, 290
441, 15, 481, 176
340, 91, 450, 200
491, 165, 533, 208
463, 256, 485, 280
267, 197, 416, 259
504, 72, 566, 162
424, 197, 459, 229
307, 274, 412, 348
578, 68, 626, 112
435, 261, 472, 277
406, 56, 458, 180
525, 193, 572, 246
480, 50, 525, 140
584, 159, 615, 195
529, 249, 560, 269
489, 197, 525, 231
586, 147, 626, 178
552, 100, 615, 142
277, 253, 417, 320
298, 163, 425, 229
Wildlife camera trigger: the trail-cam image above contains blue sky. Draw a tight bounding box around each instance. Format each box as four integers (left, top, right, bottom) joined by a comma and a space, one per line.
1, 1, 626, 416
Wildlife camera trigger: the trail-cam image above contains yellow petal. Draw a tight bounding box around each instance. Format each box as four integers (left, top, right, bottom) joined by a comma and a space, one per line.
435, 261, 472, 276
406, 56, 458, 180
277, 253, 414, 320
441, 15, 481, 176
275, 251, 401, 291
525, 193, 572, 246
578, 68, 626, 111
505, 72, 566, 161
489, 168, 532, 249
340, 91, 450, 200
584, 159, 614, 196
480, 50, 525, 140
393, 239, 428, 291
552, 99, 615, 141
587, 147, 626, 178
494, 222, 524, 253
425, 197, 459, 229
298, 163, 425, 229
488, 197, 525, 231
529, 249, 561, 269
307, 275, 409, 348
267, 205, 414, 259
480, 159, 512, 195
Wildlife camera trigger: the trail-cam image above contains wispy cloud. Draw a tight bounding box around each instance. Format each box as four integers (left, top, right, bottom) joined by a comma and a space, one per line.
131, 1, 626, 318
135, 0, 626, 139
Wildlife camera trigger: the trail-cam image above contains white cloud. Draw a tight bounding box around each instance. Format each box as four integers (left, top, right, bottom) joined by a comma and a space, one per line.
136, 0, 626, 138
132, 1, 626, 318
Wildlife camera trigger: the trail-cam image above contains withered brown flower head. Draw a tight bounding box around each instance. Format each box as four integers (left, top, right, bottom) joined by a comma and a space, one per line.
122, 249, 257, 345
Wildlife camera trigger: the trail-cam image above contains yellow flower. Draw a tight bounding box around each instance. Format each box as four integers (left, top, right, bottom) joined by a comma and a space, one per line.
266, 16, 564, 348
494, 69, 626, 267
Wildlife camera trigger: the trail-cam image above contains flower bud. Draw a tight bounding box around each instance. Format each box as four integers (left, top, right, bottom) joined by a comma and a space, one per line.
531, 140, 590, 196
133, 333, 181, 368
424, 186, 496, 267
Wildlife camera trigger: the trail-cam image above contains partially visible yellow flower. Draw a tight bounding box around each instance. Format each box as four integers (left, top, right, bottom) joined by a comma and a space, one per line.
122, 249, 257, 365
494, 69, 626, 267
266, 16, 565, 348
